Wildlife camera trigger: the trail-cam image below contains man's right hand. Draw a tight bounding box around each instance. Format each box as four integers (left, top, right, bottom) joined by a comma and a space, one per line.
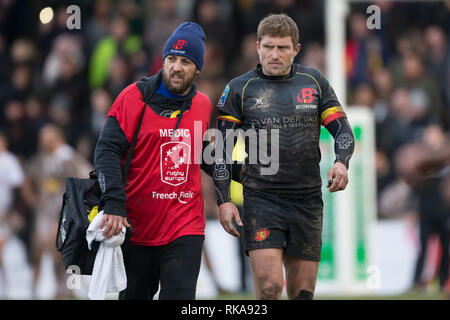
99, 214, 131, 239
218, 202, 243, 238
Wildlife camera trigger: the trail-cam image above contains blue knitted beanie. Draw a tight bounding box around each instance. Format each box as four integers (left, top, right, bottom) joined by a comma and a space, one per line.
163, 22, 206, 70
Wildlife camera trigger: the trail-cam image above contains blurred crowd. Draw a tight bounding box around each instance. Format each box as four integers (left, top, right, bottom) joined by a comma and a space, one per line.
344, 2, 450, 293
0, 0, 449, 298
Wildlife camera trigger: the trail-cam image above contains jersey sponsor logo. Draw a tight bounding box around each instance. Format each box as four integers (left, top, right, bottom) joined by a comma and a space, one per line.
248, 88, 273, 110
213, 158, 229, 180
160, 141, 190, 186
296, 104, 317, 110
217, 85, 230, 107
251, 115, 319, 129
159, 110, 181, 118
152, 190, 195, 203
297, 88, 318, 104
254, 228, 270, 241
173, 39, 188, 50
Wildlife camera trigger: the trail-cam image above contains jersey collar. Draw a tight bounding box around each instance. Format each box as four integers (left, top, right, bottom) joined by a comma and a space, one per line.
256, 63, 296, 80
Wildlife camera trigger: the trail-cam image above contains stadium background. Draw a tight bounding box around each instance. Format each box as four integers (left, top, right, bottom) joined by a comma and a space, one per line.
0, 0, 449, 299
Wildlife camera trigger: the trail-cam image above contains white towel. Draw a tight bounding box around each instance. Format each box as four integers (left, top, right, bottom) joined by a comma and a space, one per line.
86, 210, 127, 300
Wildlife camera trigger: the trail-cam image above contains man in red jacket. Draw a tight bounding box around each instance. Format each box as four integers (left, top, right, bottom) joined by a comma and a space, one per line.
94, 22, 213, 300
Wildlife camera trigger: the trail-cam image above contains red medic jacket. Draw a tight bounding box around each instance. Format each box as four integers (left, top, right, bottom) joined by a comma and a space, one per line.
94, 71, 212, 246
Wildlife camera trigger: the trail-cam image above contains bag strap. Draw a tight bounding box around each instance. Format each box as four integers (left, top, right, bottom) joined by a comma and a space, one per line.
170, 110, 186, 139
122, 102, 147, 185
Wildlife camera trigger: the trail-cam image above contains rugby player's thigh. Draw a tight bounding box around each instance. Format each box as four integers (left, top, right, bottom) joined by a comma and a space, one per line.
249, 248, 284, 299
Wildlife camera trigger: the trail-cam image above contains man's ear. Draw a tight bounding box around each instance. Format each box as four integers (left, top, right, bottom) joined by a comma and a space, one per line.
295, 43, 301, 56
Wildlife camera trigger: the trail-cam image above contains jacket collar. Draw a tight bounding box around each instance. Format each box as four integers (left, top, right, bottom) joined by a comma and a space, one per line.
136, 69, 197, 106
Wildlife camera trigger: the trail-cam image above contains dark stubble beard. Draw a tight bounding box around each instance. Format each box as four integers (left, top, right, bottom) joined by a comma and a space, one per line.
162, 67, 196, 96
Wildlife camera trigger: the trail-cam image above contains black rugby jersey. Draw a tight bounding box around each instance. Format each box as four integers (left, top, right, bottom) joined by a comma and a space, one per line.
216, 63, 347, 194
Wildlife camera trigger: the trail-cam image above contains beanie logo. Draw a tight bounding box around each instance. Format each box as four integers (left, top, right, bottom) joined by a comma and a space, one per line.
173, 39, 188, 50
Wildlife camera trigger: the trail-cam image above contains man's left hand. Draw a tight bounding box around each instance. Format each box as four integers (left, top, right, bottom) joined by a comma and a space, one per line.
100, 214, 131, 239
327, 162, 348, 192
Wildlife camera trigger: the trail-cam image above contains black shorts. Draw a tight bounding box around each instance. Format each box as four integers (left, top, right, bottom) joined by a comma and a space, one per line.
242, 187, 323, 261
119, 235, 204, 300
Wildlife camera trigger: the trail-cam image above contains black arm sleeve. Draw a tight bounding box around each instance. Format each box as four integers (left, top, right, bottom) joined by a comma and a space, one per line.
213, 119, 240, 206
201, 140, 243, 183
325, 116, 355, 169
94, 116, 129, 217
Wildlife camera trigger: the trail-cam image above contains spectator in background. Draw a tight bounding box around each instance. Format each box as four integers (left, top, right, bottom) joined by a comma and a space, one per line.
0, 34, 9, 106
89, 16, 142, 89
24, 95, 50, 135
231, 33, 261, 77
372, 68, 396, 192
352, 82, 376, 109
300, 42, 325, 73
193, 0, 240, 73
117, 0, 143, 35
2, 38, 37, 105
47, 94, 78, 147
372, 67, 394, 128
87, 88, 113, 162
424, 25, 450, 129
200, 40, 225, 80
40, 33, 89, 146
25, 124, 91, 299
346, 12, 387, 91
3, 100, 36, 159
41, 34, 84, 89
144, 0, 183, 75
105, 54, 131, 99
144, 0, 184, 52
9, 38, 36, 66
83, 0, 113, 55
89, 88, 112, 141
394, 126, 450, 292
399, 53, 445, 126
128, 48, 151, 82
10, 64, 33, 103
0, 131, 25, 297
384, 88, 434, 159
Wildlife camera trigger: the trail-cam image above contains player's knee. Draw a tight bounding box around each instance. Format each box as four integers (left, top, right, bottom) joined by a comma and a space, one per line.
293, 289, 314, 300
258, 280, 283, 300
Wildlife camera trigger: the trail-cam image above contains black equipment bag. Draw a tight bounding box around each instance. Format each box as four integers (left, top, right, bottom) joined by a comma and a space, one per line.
56, 103, 147, 275
56, 172, 102, 274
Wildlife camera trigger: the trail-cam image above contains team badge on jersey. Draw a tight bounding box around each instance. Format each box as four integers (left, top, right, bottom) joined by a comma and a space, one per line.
217, 85, 230, 107
160, 141, 190, 186
254, 228, 270, 241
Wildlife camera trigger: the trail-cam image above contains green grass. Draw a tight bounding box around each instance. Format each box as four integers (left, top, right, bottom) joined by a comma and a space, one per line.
213, 290, 449, 300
